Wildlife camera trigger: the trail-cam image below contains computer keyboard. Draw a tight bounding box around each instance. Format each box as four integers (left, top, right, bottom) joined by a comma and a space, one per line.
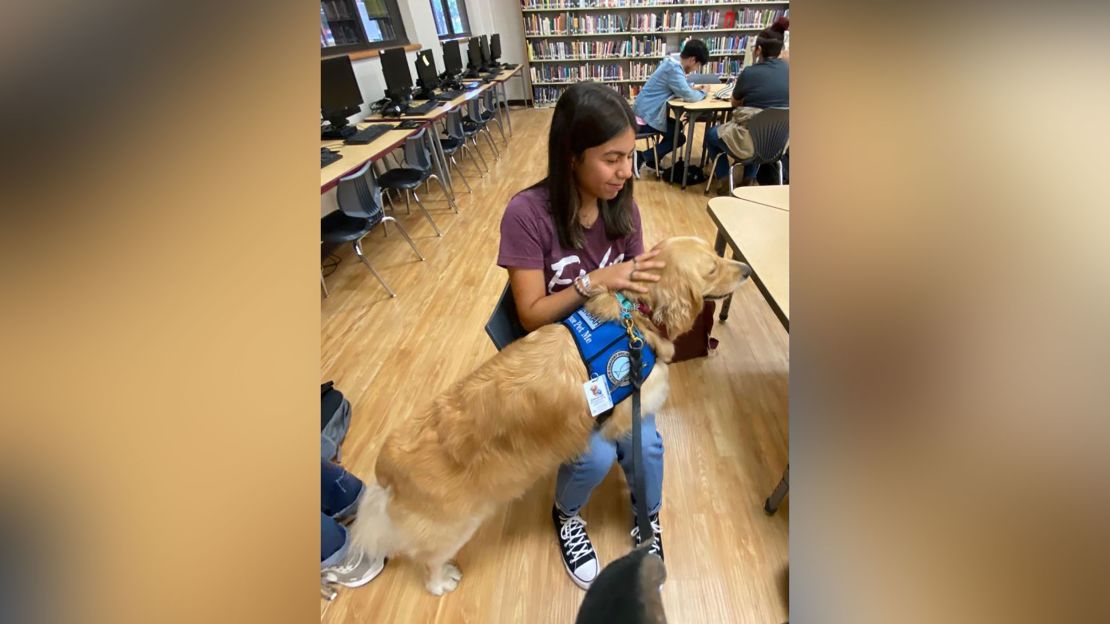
714, 83, 735, 100
344, 124, 393, 145
402, 100, 439, 116
463, 82, 482, 90
397, 120, 424, 130
320, 147, 343, 168
438, 89, 464, 100
502, 63, 518, 70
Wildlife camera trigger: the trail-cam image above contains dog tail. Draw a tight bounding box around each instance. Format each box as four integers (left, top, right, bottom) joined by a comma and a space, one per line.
349, 480, 399, 562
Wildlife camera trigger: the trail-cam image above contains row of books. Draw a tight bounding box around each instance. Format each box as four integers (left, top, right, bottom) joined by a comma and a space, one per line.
532, 83, 643, 106
628, 8, 786, 31
704, 34, 751, 54
525, 8, 785, 35
524, 14, 569, 35
528, 37, 668, 59
523, 0, 787, 9
705, 58, 742, 75
567, 13, 628, 33
634, 9, 723, 30
531, 63, 644, 82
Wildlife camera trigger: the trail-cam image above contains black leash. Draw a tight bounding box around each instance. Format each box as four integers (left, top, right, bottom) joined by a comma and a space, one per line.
628, 339, 652, 549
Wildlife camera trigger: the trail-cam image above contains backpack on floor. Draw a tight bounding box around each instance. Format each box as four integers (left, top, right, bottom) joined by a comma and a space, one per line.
668, 302, 719, 362
321, 381, 352, 462
658, 159, 709, 186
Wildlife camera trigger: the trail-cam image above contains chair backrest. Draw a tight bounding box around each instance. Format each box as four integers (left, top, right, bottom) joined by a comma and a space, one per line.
747, 107, 790, 165
482, 88, 496, 112
466, 98, 484, 124
401, 127, 434, 173
445, 109, 466, 139
336, 160, 384, 226
484, 282, 528, 351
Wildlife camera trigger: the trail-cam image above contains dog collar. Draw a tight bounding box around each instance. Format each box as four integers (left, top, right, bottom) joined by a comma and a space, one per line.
615, 292, 656, 332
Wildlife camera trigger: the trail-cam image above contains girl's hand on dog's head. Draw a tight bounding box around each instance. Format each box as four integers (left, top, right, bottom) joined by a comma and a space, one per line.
590, 250, 665, 295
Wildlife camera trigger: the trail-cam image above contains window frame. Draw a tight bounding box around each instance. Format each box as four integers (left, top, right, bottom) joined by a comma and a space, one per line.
430, 0, 471, 41
320, 0, 410, 58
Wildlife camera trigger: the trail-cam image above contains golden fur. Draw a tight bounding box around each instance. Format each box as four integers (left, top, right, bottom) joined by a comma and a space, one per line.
350, 236, 748, 594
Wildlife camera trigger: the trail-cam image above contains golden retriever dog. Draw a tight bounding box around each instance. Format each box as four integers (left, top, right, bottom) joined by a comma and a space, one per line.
350, 236, 748, 594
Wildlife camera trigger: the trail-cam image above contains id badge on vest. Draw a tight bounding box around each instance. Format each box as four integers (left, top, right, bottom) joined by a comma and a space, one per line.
583, 375, 614, 417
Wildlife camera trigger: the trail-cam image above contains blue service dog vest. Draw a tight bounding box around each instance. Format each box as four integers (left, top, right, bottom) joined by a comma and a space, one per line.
561, 307, 656, 409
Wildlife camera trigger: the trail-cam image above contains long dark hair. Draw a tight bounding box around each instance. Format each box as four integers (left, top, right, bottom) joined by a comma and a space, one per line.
536, 82, 637, 250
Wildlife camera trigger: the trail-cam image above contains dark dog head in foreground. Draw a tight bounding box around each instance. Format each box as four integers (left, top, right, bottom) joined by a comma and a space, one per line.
575, 545, 667, 624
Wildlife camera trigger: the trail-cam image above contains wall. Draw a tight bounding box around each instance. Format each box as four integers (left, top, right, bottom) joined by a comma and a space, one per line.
322, 0, 527, 215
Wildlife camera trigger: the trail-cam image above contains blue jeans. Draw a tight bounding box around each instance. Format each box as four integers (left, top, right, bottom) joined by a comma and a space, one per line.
638, 119, 684, 169
705, 125, 760, 181
321, 460, 364, 567
555, 413, 664, 516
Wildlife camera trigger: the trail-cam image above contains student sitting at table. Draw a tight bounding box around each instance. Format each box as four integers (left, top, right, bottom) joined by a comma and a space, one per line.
632, 39, 710, 173
705, 16, 789, 194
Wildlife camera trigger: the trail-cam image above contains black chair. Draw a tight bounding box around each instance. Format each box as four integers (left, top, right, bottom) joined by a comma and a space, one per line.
633, 120, 662, 180
704, 107, 790, 195
377, 127, 458, 237
484, 282, 527, 351
321, 160, 425, 298
445, 109, 490, 176
478, 87, 507, 145
465, 97, 501, 161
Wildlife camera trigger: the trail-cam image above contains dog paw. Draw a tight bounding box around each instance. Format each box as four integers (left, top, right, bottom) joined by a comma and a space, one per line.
425, 562, 462, 595
425, 576, 459, 595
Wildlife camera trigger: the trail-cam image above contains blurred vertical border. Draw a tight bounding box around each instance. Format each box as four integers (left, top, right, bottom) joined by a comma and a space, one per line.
0, 1, 318, 623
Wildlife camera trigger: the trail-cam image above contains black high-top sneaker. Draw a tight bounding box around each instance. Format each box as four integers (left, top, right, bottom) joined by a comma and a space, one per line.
552, 505, 600, 589
630, 510, 664, 562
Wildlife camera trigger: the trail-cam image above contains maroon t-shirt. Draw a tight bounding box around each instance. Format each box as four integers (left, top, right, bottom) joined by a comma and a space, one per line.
498, 186, 644, 294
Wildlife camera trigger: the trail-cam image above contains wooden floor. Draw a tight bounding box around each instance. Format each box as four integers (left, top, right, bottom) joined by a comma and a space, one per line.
321, 108, 789, 623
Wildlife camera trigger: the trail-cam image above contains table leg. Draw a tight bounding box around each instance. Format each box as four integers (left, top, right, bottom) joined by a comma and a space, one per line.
681, 110, 697, 189
763, 465, 789, 515
426, 125, 453, 198
502, 80, 513, 137
714, 230, 735, 321
669, 107, 682, 184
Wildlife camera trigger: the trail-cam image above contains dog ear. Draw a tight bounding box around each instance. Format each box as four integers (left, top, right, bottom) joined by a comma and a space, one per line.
652, 266, 703, 336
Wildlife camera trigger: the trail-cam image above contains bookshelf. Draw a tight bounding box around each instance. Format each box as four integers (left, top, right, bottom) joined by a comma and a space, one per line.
519, 0, 788, 107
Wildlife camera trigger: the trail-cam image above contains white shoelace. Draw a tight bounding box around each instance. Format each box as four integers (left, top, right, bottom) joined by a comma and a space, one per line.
630, 518, 662, 550
559, 515, 595, 564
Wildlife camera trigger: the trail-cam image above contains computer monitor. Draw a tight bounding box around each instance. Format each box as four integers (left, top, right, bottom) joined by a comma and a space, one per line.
379, 46, 413, 101
442, 39, 464, 77
413, 49, 440, 94
321, 55, 364, 136
490, 34, 503, 65
466, 36, 483, 72
479, 35, 493, 68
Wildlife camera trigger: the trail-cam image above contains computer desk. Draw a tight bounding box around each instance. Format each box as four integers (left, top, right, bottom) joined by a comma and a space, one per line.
362, 81, 504, 193
320, 122, 419, 193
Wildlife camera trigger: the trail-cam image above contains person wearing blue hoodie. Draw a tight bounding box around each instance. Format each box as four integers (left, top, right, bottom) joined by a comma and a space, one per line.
633, 39, 710, 172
